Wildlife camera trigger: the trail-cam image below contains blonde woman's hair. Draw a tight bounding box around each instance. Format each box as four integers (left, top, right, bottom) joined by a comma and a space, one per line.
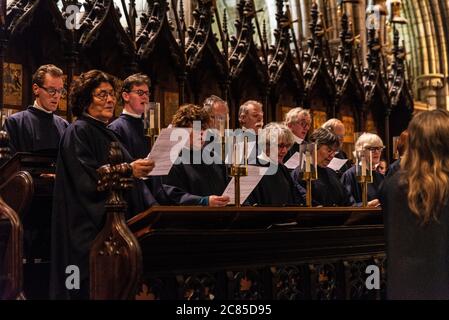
321, 118, 343, 132
353, 133, 384, 157
400, 109, 449, 224
263, 122, 294, 145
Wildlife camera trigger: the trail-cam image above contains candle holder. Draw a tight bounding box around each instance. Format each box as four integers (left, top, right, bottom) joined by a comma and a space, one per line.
297, 143, 318, 207
228, 136, 248, 207
144, 102, 160, 148
355, 150, 373, 207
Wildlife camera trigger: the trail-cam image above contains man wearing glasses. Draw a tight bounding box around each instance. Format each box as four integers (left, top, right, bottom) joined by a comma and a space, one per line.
108, 73, 151, 160
283, 107, 312, 163
3, 64, 68, 155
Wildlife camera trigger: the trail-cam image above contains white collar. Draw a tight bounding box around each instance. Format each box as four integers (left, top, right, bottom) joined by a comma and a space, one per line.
293, 135, 303, 145
122, 109, 142, 119
33, 100, 53, 114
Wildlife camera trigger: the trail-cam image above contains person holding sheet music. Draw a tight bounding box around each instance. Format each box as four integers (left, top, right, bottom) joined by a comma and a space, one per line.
50, 70, 157, 300
292, 128, 354, 207
245, 123, 306, 206
321, 118, 350, 177
163, 104, 230, 207
340, 133, 385, 207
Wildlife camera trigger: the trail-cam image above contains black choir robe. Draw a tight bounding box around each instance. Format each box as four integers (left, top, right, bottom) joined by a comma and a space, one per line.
341, 166, 384, 204
283, 142, 300, 164
292, 166, 354, 207
163, 148, 230, 200
3, 106, 68, 154
246, 162, 306, 206
386, 158, 401, 178
107, 114, 149, 159
50, 115, 156, 300
380, 172, 449, 299
333, 149, 351, 178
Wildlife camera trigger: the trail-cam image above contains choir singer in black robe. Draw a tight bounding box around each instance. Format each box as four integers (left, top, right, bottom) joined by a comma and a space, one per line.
163, 104, 230, 207
50, 70, 157, 300
108, 73, 150, 159
283, 107, 311, 163
246, 122, 306, 206
3, 64, 68, 155
292, 128, 354, 207
380, 109, 449, 299
341, 133, 385, 207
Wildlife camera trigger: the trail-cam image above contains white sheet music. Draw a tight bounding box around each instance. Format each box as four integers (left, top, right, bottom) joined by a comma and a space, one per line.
284, 152, 301, 169
222, 165, 268, 205
327, 157, 348, 171
145, 127, 190, 176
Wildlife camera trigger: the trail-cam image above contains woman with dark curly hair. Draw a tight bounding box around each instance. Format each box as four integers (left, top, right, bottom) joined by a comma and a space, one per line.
50, 70, 156, 300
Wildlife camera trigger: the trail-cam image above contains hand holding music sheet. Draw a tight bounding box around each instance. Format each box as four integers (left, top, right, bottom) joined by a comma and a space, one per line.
145, 127, 190, 176
327, 157, 348, 171
222, 165, 269, 205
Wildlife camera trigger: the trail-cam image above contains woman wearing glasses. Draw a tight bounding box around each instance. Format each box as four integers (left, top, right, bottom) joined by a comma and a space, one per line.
341, 133, 385, 207
50, 70, 156, 299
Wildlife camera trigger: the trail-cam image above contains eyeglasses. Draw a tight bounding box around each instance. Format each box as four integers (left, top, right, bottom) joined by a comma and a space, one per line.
297, 120, 312, 128
130, 90, 150, 97
93, 90, 116, 100
40, 86, 66, 96
365, 146, 385, 152
278, 143, 292, 149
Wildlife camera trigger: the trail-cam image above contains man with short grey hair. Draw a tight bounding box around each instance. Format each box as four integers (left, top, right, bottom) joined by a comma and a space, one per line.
283, 107, 311, 163
238, 100, 264, 131
321, 118, 350, 176
203, 95, 229, 130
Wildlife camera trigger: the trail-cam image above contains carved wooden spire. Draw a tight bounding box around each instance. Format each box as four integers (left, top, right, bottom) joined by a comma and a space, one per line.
388, 27, 408, 108
363, 27, 385, 105
90, 142, 142, 300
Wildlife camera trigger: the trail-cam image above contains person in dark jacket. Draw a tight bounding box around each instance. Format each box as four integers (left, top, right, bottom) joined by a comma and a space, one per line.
292, 128, 354, 207
380, 109, 449, 299
3, 64, 68, 155
341, 132, 385, 207
50, 70, 156, 300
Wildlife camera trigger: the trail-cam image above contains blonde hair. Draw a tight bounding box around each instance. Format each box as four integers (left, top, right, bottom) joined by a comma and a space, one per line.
400, 109, 449, 224
321, 118, 344, 132
284, 107, 310, 126
262, 122, 294, 146
353, 133, 383, 157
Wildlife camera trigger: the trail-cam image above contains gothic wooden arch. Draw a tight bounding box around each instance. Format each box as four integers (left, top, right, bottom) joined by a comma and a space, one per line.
268, 1, 304, 122
228, 0, 268, 128
387, 28, 413, 161
362, 28, 390, 157
184, 0, 229, 106
4, 0, 70, 113
77, 0, 136, 79
136, 0, 186, 127
333, 12, 363, 154
303, 2, 335, 123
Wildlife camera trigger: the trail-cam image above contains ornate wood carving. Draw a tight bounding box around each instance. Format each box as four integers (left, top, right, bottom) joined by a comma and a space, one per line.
388, 28, 413, 110
0, 190, 24, 300
90, 142, 142, 300
303, 2, 335, 110
268, 0, 302, 91
333, 12, 363, 113
178, 273, 216, 300
0, 130, 11, 165
78, 0, 134, 55
228, 0, 265, 81
271, 265, 306, 300
6, 0, 69, 45
343, 259, 375, 300
309, 263, 339, 300
228, 269, 263, 300
362, 28, 388, 108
